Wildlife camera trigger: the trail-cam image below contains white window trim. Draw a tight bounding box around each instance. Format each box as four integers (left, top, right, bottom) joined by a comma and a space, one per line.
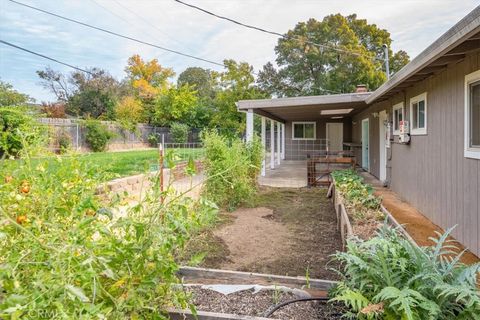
292, 121, 316, 140
392, 102, 404, 136
409, 92, 428, 135
464, 69, 480, 159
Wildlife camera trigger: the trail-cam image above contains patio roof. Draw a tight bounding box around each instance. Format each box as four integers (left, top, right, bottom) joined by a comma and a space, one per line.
236, 92, 371, 122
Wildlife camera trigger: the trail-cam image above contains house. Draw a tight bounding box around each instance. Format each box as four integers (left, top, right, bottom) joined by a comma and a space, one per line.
237, 6, 480, 257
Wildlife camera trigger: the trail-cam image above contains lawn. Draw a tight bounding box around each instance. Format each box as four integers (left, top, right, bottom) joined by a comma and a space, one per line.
78, 148, 204, 179
5, 148, 204, 182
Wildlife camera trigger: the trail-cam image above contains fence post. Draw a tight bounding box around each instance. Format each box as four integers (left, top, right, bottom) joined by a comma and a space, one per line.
76, 123, 80, 151
158, 142, 164, 203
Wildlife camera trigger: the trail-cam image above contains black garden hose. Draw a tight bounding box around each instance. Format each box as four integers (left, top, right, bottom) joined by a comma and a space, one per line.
262, 297, 330, 318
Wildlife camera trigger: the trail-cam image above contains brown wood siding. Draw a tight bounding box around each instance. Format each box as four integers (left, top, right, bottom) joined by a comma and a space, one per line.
352, 51, 480, 257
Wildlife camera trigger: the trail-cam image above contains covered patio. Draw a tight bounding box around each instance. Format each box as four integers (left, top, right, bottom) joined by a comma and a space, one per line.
237, 90, 371, 185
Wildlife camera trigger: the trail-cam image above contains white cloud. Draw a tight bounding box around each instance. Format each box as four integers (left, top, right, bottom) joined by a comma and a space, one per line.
0, 0, 478, 101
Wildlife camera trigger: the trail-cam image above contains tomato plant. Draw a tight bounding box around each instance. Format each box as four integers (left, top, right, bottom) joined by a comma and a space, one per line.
0, 151, 217, 318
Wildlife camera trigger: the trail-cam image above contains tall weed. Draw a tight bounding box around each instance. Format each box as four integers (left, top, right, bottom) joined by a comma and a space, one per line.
202, 130, 262, 210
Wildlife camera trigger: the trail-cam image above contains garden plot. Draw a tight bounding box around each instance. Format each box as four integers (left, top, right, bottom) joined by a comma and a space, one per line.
183, 187, 342, 280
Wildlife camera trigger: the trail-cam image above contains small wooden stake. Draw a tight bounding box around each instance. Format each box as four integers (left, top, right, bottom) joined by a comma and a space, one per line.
158, 142, 164, 203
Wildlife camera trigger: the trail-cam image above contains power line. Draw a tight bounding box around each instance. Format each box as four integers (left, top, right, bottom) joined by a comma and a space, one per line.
8, 0, 225, 67
0, 39, 93, 74
173, 0, 373, 59
111, 0, 190, 51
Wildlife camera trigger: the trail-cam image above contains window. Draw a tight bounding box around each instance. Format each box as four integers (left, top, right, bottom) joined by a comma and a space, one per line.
292, 122, 316, 140
465, 69, 480, 159
410, 92, 427, 135
392, 102, 404, 135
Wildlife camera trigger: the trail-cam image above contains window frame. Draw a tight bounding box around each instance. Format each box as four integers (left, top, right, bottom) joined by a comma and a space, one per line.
409, 92, 428, 135
392, 102, 404, 136
292, 121, 316, 140
464, 69, 480, 159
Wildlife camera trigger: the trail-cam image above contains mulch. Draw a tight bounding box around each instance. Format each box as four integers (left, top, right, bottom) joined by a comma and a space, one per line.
188, 287, 346, 319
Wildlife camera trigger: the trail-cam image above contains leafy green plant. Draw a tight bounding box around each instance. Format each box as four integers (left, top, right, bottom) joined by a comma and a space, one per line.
331, 226, 480, 320
202, 130, 262, 211
57, 129, 71, 154
331, 169, 383, 221
0, 145, 218, 318
0, 107, 45, 157
147, 133, 159, 147
85, 119, 113, 152
170, 122, 189, 143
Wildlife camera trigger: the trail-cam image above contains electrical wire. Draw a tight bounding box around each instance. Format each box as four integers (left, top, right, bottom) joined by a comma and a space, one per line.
173, 0, 376, 60
7, 0, 225, 67
111, 0, 190, 51
0, 39, 93, 74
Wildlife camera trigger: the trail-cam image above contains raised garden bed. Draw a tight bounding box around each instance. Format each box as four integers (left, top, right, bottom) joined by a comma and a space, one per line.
329, 169, 416, 246
170, 267, 343, 320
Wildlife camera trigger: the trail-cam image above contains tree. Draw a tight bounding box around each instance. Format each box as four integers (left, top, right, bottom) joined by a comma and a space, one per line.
151, 84, 198, 126
115, 96, 144, 132
37, 67, 122, 119
257, 14, 410, 97
211, 59, 267, 136
177, 67, 215, 99
125, 54, 175, 123
37, 67, 73, 102
0, 80, 32, 106
177, 67, 217, 128
67, 68, 121, 119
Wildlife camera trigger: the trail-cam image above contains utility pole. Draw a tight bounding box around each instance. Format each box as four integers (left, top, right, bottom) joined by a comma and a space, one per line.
383, 44, 390, 80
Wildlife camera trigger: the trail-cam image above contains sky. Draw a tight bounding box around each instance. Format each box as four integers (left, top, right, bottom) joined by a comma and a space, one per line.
0, 0, 478, 102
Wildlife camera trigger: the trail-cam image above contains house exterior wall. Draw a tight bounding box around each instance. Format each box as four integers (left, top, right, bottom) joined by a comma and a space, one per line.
352, 51, 480, 257
282, 118, 351, 160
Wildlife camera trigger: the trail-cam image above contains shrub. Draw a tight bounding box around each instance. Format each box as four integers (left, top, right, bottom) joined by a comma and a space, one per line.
147, 133, 159, 147
170, 122, 190, 143
57, 129, 71, 153
0, 107, 44, 157
202, 130, 263, 210
85, 120, 113, 152
40, 102, 66, 118
331, 226, 480, 320
0, 149, 218, 317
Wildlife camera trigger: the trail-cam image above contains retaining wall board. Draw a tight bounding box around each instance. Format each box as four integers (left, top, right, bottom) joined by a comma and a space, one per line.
178, 266, 336, 291
168, 309, 274, 320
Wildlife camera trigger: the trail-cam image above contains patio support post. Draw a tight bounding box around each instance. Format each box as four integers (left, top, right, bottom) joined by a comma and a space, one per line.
281, 123, 285, 160
276, 121, 281, 165
246, 109, 254, 142
270, 119, 275, 169
261, 116, 266, 177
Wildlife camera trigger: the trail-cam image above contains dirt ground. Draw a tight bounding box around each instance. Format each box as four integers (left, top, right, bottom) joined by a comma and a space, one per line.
183, 187, 342, 280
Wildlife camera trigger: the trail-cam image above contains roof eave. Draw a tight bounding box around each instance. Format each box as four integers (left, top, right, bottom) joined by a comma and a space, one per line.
366, 5, 480, 104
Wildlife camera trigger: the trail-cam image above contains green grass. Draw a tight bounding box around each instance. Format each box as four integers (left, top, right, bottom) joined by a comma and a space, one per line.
77, 148, 204, 179
5, 148, 204, 182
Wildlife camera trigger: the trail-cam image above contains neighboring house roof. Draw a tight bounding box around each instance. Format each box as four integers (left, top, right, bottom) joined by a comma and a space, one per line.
367, 5, 480, 103
237, 5, 480, 116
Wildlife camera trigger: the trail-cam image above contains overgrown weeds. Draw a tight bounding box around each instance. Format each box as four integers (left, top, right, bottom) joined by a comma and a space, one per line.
201, 130, 262, 211
0, 145, 217, 318
331, 226, 480, 320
